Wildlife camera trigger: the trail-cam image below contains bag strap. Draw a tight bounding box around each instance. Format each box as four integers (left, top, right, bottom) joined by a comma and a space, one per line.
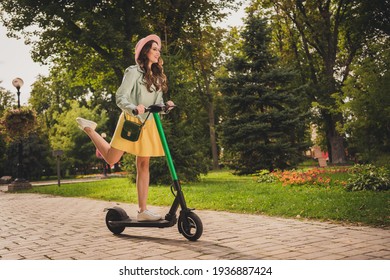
123, 111, 151, 128
140, 111, 151, 127
124, 93, 158, 125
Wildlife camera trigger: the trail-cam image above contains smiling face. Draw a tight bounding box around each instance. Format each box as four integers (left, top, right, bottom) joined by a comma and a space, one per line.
146, 42, 160, 66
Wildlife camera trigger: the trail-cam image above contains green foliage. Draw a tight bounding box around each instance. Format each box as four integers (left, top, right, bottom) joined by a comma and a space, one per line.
157, 52, 211, 182
341, 37, 390, 163
157, 117, 209, 183
120, 153, 138, 183
5, 0, 389, 181
253, 0, 388, 164
373, 154, 390, 170
346, 164, 390, 192
0, 0, 237, 83
255, 169, 277, 183
6, 129, 54, 180
219, 14, 310, 174
0, 84, 15, 113
49, 100, 109, 174
0, 107, 37, 142
0, 85, 15, 175
0, 0, 237, 181
180, 25, 229, 169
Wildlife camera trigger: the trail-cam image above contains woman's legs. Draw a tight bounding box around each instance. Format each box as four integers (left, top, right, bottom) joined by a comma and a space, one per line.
136, 156, 161, 221
78, 118, 159, 220
84, 127, 124, 165
136, 156, 150, 212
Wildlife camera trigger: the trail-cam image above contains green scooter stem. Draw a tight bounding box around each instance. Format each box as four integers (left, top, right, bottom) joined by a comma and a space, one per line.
153, 113, 178, 181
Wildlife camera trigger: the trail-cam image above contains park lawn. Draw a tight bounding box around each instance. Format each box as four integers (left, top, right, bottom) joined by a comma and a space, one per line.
18, 170, 389, 227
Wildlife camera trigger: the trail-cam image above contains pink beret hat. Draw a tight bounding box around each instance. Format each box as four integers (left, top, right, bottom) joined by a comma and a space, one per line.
134, 34, 161, 64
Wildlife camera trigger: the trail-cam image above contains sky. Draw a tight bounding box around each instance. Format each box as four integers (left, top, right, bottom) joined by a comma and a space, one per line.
0, 24, 50, 105
0, 2, 247, 105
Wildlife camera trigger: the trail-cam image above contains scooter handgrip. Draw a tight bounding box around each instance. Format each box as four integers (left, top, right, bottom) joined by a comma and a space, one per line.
132, 107, 151, 115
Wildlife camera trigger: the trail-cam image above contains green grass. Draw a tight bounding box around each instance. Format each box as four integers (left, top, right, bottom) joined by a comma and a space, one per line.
18, 170, 389, 227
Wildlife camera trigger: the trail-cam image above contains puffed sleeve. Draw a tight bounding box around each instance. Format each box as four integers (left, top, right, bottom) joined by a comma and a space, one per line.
115, 67, 138, 114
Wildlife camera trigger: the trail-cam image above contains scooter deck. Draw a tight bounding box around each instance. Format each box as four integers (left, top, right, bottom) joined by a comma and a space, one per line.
109, 218, 176, 228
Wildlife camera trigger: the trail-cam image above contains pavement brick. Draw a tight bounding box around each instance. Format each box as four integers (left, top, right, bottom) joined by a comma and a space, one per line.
0, 190, 389, 260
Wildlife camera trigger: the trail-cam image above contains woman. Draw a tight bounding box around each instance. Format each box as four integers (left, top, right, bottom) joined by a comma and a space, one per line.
76, 34, 174, 222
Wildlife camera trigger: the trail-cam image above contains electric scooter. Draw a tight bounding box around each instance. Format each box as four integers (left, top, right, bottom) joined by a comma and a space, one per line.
104, 104, 203, 241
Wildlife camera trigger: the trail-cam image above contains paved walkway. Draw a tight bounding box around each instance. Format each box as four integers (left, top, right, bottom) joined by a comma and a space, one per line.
0, 186, 389, 260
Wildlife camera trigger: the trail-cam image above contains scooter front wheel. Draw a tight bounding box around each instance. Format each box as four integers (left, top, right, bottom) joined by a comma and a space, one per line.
105, 208, 126, 234
178, 212, 203, 241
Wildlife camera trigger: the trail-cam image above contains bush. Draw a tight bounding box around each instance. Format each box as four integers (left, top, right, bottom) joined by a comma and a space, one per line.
346, 164, 390, 191
0, 107, 37, 142
255, 169, 277, 183
121, 153, 137, 182
373, 154, 390, 170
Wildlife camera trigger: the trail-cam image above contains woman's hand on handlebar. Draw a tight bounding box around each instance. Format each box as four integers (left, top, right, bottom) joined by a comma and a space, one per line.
136, 104, 146, 115
133, 102, 175, 115
166, 100, 175, 111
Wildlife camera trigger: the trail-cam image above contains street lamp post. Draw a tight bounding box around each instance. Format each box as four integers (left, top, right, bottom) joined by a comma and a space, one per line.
13, 78, 23, 181
8, 78, 32, 191
13, 78, 23, 109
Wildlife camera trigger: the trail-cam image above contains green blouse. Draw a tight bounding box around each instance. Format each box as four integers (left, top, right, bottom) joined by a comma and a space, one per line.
116, 65, 164, 120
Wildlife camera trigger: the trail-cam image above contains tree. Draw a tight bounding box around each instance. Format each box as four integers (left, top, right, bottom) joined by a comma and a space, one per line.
252, 0, 389, 164
49, 100, 108, 174
143, 0, 238, 170
6, 128, 53, 180
0, 0, 238, 180
0, 0, 142, 81
0, 0, 237, 84
341, 37, 390, 164
0, 83, 15, 112
219, 14, 310, 174
1, 83, 53, 179
182, 26, 227, 170
0, 83, 15, 177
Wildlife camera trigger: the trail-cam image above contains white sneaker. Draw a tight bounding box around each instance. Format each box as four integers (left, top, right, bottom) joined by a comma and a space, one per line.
76, 117, 97, 131
137, 210, 162, 221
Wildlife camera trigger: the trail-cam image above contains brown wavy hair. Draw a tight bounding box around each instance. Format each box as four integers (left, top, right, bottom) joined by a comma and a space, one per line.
137, 40, 168, 93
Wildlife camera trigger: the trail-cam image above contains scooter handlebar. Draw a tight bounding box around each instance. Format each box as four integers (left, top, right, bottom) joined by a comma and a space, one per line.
132, 104, 175, 115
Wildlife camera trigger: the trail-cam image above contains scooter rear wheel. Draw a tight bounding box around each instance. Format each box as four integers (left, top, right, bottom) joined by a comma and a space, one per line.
178, 212, 203, 241
105, 208, 126, 234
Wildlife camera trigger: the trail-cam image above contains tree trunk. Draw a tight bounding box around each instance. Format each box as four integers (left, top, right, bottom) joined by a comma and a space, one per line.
207, 102, 219, 170
328, 131, 346, 164
324, 112, 346, 164
201, 69, 219, 170
191, 49, 220, 170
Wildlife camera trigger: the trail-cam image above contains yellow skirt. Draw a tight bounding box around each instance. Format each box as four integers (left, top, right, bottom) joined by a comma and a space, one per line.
110, 112, 165, 157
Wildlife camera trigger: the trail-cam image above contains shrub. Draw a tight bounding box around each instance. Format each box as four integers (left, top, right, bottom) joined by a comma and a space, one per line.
255, 169, 277, 183
346, 164, 390, 191
0, 107, 37, 142
121, 153, 137, 182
